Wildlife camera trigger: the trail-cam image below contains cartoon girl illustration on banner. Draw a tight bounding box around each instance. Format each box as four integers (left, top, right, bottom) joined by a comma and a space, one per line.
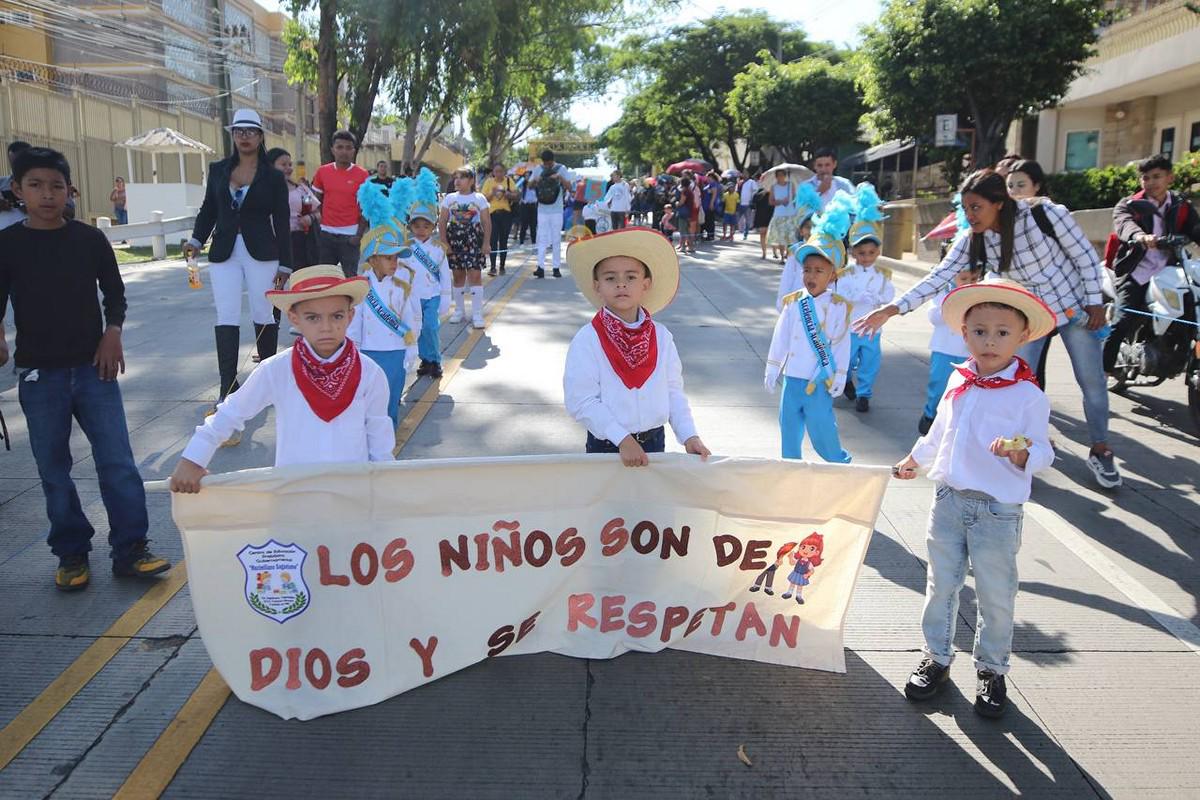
781, 533, 824, 604
748, 542, 797, 596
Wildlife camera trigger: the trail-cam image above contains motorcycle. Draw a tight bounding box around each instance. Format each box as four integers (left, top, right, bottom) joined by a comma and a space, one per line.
1103, 234, 1200, 434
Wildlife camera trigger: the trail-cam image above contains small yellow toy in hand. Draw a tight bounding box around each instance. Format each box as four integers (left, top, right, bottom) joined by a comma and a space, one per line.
999, 435, 1030, 451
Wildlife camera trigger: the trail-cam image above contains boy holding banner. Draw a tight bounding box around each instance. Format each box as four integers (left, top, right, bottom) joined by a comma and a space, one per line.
563, 228, 711, 467
892, 278, 1056, 719
169, 265, 395, 492
347, 224, 423, 428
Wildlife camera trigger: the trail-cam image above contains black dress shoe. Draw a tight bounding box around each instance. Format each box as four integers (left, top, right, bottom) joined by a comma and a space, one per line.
429, 363, 444, 379
904, 657, 951, 701
416, 360, 431, 377
918, 414, 935, 435
855, 396, 870, 413
843, 378, 857, 400
974, 670, 1008, 718
552, 268, 562, 278
534, 268, 545, 279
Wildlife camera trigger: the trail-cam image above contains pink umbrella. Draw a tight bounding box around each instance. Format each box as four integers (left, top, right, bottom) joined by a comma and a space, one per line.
666, 159, 712, 175
922, 212, 960, 241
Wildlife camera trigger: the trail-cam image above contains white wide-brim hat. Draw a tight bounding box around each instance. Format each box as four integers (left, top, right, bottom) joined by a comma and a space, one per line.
225, 108, 264, 131
940, 277, 1057, 341
266, 265, 369, 312
566, 227, 679, 315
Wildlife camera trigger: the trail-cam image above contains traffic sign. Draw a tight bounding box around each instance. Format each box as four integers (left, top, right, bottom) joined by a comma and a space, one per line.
935, 114, 958, 147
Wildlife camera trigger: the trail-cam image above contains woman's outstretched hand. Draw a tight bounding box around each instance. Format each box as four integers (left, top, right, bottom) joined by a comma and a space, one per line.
852, 305, 901, 338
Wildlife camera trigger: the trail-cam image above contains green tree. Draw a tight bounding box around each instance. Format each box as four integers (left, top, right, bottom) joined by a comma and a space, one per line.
614, 12, 832, 171
857, 0, 1107, 167
599, 90, 693, 172
726, 54, 864, 163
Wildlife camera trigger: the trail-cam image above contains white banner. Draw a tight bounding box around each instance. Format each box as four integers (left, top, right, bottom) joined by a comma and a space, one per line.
174, 455, 890, 720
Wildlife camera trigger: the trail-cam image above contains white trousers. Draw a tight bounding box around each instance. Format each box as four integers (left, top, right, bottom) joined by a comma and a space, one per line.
535, 207, 563, 268
209, 234, 278, 326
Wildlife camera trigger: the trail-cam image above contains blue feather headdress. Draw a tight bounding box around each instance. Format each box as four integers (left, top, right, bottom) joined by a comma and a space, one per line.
389, 177, 415, 223
414, 167, 439, 205
791, 190, 854, 270
852, 182, 886, 222
356, 179, 394, 229
792, 182, 823, 224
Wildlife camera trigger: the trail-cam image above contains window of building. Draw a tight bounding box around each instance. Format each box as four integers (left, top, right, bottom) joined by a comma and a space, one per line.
1160, 127, 1175, 159
1189, 122, 1200, 154
1064, 130, 1099, 171
0, 10, 34, 26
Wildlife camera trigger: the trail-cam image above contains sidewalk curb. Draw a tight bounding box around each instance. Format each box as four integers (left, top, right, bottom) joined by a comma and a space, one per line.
877, 255, 934, 281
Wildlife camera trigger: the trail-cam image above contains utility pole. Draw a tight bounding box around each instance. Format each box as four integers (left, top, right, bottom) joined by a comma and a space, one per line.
209, 0, 233, 158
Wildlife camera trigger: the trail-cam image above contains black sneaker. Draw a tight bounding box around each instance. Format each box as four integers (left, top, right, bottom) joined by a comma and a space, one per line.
534, 268, 545, 279
416, 360, 432, 377
855, 396, 870, 413
974, 670, 1008, 718
56, 554, 90, 592
487, 267, 497, 277
499, 266, 506, 275
904, 657, 951, 701
552, 268, 562, 278
1087, 449, 1121, 489
429, 363, 444, 379
918, 414, 935, 435
112, 541, 172, 579
843, 378, 857, 400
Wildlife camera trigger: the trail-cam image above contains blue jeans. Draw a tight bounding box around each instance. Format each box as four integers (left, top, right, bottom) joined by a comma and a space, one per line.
921, 485, 1023, 675
737, 204, 751, 236
848, 333, 882, 398
585, 426, 665, 454
923, 351, 961, 419
779, 377, 851, 463
418, 296, 442, 364
361, 350, 406, 429
114, 207, 128, 225
17, 364, 148, 562
1017, 320, 1109, 445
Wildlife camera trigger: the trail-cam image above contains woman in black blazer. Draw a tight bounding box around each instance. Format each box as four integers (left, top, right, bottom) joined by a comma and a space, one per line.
185, 109, 292, 413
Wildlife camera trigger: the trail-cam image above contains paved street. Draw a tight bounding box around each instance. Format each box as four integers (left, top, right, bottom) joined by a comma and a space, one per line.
1, 240, 1199, 798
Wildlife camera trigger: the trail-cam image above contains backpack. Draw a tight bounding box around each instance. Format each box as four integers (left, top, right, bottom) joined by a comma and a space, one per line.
535, 165, 561, 205
1103, 190, 1192, 274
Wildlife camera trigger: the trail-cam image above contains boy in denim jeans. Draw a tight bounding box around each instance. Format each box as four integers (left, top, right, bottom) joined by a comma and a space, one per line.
891, 278, 1055, 718
0, 147, 170, 591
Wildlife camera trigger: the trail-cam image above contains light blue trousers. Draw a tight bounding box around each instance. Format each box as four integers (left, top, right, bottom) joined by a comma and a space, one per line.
921, 485, 1022, 675
923, 351, 961, 419
361, 349, 406, 429
848, 333, 882, 398
779, 377, 851, 463
418, 296, 442, 364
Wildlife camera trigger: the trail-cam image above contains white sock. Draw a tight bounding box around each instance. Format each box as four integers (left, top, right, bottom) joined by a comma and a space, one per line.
454, 287, 466, 314
470, 286, 484, 318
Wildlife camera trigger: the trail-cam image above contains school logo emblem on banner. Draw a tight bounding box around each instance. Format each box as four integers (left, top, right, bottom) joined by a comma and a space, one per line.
237, 540, 310, 624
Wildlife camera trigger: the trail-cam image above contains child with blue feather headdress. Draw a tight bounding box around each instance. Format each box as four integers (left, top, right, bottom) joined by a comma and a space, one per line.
764, 190, 854, 463
347, 178, 424, 428
837, 182, 896, 412
916, 192, 975, 435
399, 167, 452, 378
776, 189, 853, 311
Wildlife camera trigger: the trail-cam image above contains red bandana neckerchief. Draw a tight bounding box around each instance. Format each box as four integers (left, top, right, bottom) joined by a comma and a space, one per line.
944, 356, 1038, 402
592, 308, 658, 390
291, 337, 363, 421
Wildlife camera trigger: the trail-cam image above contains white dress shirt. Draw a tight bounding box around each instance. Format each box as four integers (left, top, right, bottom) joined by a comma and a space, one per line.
910, 358, 1054, 504
808, 175, 855, 209
765, 290, 852, 396
563, 309, 699, 446
739, 179, 758, 206
404, 239, 453, 303
345, 268, 422, 356
603, 182, 631, 213
927, 286, 969, 357
181, 341, 395, 469
837, 262, 895, 311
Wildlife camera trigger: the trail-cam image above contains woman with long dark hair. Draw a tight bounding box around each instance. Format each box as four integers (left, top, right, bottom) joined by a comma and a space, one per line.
854, 168, 1121, 488
266, 147, 320, 270
185, 109, 292, 420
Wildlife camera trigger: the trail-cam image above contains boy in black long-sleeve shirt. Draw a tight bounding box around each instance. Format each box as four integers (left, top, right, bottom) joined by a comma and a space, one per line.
0, 147, 170, 591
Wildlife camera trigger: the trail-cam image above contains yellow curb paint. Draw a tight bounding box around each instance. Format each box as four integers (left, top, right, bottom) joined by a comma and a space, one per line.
0, 564, 190, 770
114, 256, 532, 797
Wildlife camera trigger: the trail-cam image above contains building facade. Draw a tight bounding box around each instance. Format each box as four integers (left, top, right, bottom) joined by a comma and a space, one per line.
1021, 0, 1200, 171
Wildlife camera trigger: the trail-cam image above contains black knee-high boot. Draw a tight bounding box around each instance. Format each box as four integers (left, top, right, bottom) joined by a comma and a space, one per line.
254, 323, 279, 364
214, 325, 241, 402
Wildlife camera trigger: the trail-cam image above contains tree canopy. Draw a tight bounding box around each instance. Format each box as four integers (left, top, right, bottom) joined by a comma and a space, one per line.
857, 0, 1107, 166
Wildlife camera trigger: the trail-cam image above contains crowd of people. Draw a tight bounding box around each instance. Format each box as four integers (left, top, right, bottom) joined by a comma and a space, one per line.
2, 104, 1199, 722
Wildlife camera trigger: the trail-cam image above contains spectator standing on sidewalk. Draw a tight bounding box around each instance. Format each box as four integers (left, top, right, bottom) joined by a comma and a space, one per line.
603, 169, 631, 230
517, 173, 538, 245
109, 177, 128, 225
267, 147, 320, 270
528, 148, 576, 278
738, 171, 759, 239
481, 162, 518, 275
311, 130, 369, 278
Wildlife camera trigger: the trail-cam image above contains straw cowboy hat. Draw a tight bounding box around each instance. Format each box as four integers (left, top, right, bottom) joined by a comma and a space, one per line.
940, 277, 1057, 341
266, 265, 370, 312
566, 227, 680, 315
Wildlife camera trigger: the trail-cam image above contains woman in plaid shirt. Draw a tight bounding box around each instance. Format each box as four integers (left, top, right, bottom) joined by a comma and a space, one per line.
855, 169, 1120, 489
